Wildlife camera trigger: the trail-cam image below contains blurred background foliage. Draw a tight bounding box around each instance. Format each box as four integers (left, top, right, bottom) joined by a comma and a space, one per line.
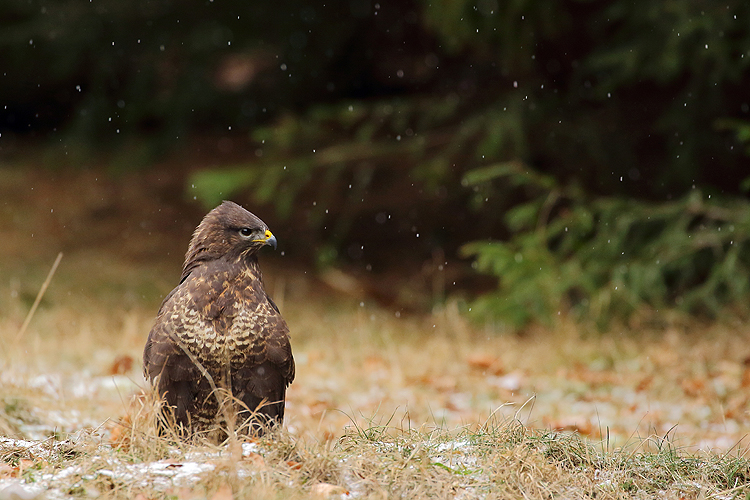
2, 0, 750, 328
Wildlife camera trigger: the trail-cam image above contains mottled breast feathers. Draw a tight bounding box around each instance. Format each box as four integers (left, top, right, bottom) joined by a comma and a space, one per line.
143, 201, 294, 440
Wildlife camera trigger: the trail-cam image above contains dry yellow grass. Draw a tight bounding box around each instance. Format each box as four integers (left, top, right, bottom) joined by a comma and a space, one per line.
2, 265, 750, 498
1, 166, 750, 497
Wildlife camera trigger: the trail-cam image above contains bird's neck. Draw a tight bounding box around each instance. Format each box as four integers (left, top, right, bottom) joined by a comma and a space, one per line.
237, 254, 264, 284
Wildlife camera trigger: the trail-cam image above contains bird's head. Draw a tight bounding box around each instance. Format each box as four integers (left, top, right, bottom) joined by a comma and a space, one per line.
181, 201, 277, 279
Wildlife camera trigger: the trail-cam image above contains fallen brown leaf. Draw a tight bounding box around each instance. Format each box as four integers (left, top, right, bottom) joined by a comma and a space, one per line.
681, 378, 706, 397
109, 354, 134, 375
466, 353, 504, 375
413, 374, 457, 392
545, 416, 595, 436
109, 415, 132, 450
635, 375, 653, 392
18, 459, 35, 471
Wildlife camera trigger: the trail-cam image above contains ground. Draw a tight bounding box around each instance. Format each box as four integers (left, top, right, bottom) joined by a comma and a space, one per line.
0, 164, 749, 498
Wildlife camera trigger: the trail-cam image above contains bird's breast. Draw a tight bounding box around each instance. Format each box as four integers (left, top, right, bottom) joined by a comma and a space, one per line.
175, 296, 272, 366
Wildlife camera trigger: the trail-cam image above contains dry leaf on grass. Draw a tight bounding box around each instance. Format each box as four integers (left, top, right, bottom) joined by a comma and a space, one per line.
108, 354, 134, 375
466, 353, 504, 375
568, 365, 622, 386
17, 459, 35, 471
544, 416, 595, 436
635, 375, 654, 391
681, 377, 706, 397
413, 374, 457, 392
109, 415, 132, 450
286, 460, 302, 470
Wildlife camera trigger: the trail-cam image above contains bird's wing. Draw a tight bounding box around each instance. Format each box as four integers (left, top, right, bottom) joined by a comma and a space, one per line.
143, 273, 224, 423
264, 307, 295, 385
232, 299, 295, 424
143, 321, 202, 425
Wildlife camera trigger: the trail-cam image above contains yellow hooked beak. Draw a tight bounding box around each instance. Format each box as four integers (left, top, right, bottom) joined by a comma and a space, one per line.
253, 229, 277, 249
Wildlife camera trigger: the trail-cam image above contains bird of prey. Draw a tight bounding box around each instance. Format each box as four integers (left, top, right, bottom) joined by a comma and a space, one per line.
143, 201, 295, 440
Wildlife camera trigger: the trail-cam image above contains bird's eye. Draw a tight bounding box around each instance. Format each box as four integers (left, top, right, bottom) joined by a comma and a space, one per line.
239, 228, 252, 237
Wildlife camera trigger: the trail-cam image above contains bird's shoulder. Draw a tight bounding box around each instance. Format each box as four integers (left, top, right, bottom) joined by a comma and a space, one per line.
158, 259, 259, 313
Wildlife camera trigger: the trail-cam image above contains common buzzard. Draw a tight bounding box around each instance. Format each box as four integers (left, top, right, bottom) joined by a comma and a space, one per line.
143, 201, 295, 439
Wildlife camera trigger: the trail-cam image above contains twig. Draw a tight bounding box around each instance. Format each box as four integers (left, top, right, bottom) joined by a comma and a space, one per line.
16, 252, 63, 341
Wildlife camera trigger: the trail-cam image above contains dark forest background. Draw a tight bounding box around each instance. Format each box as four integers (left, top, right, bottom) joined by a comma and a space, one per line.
2, 0, 750, 328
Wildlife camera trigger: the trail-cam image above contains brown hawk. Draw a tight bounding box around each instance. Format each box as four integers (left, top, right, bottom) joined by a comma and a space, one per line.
143, 201, 295, 439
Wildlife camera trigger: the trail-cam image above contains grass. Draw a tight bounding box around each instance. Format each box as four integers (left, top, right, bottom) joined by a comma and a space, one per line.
1, 286, 750, 498
1, 405, 749, 499
1, 165, 750, 498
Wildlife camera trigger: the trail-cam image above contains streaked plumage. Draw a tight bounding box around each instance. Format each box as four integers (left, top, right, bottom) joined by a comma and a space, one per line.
143, 201, 294, 440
